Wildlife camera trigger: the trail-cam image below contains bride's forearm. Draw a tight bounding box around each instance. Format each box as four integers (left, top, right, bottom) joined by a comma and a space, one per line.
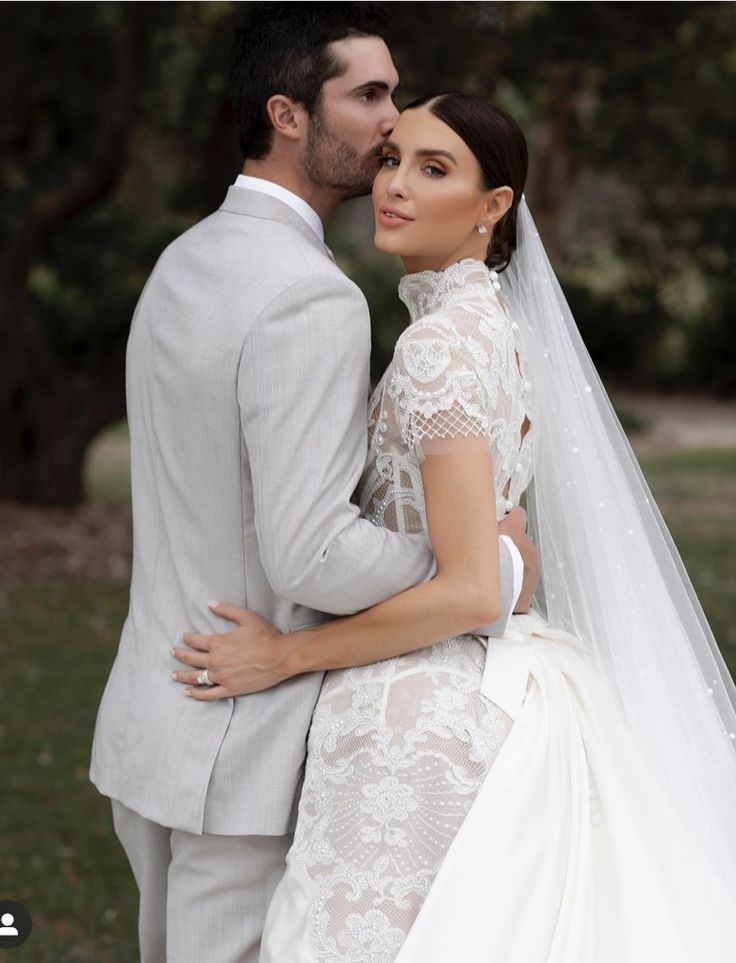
174, 452, 503, 697
284, 451, 502, 677
284, 570, 499, 676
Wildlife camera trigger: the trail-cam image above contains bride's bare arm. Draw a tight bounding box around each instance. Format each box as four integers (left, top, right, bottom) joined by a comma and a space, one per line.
173, 447, 502, 699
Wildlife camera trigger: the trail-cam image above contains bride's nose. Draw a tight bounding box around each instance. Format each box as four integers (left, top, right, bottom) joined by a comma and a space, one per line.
387, 170, 409, 200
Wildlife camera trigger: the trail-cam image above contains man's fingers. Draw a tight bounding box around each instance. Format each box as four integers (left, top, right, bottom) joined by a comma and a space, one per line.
498, 505, 529, 540
509, 505, 526, 529
208, 601, 250, 626
507, 505, 528, 529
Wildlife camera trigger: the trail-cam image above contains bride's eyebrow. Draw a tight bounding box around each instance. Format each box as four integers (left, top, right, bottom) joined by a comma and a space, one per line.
415, 148, 456, 162
381, 142, 457, 163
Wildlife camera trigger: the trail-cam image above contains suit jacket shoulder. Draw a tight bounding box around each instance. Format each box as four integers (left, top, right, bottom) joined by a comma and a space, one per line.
150, 186, 365, 339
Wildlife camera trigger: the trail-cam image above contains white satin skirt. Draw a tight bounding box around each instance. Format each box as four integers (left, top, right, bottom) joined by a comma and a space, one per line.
260, 612, 736, 963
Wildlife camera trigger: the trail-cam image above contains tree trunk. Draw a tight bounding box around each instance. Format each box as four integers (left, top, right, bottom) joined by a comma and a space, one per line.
0, 13, 143, 505
0, 369, 127, 506
0, 288, 126, 505
526, 66, 587, 265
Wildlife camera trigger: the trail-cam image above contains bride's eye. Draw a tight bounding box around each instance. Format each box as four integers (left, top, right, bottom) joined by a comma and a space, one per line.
380, 155, 400, 168
423, 163, 446, 178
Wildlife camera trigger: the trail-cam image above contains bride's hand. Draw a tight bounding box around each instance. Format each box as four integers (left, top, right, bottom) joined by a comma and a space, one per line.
171, 602, 295, 700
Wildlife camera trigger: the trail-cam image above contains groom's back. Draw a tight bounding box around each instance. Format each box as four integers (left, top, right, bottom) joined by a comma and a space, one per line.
126, 200, 318, 627
90, 187, 357, 835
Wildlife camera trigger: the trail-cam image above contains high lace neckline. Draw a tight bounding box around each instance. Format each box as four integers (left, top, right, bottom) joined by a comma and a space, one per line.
398, 258, 496, 323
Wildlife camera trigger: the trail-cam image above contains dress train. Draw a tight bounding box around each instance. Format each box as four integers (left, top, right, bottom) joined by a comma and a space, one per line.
394, 612, 736, 962
261, 612, 736, 962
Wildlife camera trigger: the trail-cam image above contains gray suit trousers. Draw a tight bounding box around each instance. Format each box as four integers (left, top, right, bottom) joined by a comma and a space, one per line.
112, 801, 292, 963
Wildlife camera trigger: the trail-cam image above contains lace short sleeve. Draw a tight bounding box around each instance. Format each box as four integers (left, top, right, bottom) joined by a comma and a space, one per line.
388, 317, 490, 459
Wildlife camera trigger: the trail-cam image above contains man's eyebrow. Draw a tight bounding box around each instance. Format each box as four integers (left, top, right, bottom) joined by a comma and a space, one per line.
350, 80, 394, 94
380, 141, 457, 164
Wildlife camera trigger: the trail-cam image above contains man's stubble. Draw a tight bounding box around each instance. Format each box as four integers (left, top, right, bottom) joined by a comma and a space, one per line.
303, 105, 382, 201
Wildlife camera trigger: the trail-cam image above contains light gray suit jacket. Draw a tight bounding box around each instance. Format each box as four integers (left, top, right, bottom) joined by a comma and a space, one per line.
90, 187, 517, 836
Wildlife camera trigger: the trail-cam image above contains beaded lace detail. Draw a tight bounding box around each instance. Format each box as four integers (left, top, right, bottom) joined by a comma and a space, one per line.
285, 258, 535, 962
362, 258, 534, 525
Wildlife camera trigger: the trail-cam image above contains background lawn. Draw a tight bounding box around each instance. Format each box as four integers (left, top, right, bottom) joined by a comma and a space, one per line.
0, 440, 733, 961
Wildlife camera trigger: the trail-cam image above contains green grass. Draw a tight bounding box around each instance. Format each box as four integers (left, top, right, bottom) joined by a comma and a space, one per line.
83, 420, 131, 506
613, 403, 649, 435
0, 580, 137, 961
639, 448, 736, 658
1, 445, 733, 961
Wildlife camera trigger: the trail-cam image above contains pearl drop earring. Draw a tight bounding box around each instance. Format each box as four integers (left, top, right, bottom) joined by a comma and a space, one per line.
477, 225, 488, 235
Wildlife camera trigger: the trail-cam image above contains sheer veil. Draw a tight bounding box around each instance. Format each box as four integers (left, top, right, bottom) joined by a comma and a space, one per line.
502, 197, 736, 885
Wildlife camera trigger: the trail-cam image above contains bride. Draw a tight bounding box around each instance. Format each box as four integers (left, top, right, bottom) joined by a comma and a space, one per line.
196, 95, 736, 960
255, 92, 736, 962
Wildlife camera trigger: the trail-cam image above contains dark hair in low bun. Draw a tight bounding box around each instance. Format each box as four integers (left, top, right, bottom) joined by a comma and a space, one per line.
404, 93, 529, 272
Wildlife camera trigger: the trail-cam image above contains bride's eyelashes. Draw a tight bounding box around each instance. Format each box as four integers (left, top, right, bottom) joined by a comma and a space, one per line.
423, 162, 446, 178
379, 153, 399, 168
379, 154, 447, 177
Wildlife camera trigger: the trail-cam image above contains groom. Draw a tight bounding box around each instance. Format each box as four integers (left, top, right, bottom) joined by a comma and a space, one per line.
90, 5, 538, 962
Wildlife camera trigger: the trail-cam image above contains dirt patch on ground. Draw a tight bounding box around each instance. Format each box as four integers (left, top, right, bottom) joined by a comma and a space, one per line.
1, 393, 733, 587
611, 390, 736, 455
0, 502, 133, 587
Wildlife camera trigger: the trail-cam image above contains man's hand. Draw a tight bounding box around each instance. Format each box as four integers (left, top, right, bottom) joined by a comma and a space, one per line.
498, 506, 540, 613
171, 603, 294, 701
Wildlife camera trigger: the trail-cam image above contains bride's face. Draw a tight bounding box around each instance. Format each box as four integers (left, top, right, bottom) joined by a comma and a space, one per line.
372, 107, 504, 274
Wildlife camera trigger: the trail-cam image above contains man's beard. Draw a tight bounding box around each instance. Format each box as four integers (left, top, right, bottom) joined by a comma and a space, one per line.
303, 109, 381, 199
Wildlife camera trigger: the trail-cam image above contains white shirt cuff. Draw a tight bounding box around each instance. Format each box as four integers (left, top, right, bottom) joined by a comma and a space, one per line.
499, 534, 524, 614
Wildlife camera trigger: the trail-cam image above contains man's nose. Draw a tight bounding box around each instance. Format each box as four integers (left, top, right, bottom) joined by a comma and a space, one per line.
380, 101, 400, 138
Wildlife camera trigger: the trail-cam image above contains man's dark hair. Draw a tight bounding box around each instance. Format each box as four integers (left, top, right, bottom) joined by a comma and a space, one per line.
230, 3, 389, 160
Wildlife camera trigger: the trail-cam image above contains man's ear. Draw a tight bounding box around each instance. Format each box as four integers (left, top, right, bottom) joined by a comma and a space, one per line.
481, 186, 514, 229
265, 94, 307, 143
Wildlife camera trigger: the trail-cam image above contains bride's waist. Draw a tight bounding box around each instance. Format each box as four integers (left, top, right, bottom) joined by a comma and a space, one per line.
330, 633, 489, 684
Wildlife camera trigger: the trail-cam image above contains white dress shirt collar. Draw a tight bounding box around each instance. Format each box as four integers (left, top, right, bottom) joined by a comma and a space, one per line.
234, 174, 324, 242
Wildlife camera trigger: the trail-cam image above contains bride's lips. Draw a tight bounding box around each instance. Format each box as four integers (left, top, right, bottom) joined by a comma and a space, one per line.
377, 206, 415, 228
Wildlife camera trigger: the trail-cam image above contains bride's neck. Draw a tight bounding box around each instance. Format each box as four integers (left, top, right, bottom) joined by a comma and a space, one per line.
401, 253, 487, 276
401, 234, 491, 276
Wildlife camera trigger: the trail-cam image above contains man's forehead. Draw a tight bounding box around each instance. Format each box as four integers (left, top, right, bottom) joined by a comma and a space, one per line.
328, 35, 399, 90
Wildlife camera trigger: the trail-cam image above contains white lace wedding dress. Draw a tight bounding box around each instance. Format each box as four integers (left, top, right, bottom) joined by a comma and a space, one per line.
260, 260, 736, 963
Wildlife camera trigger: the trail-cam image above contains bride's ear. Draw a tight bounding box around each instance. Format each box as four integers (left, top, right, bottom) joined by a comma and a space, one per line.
481, 186, 514, 229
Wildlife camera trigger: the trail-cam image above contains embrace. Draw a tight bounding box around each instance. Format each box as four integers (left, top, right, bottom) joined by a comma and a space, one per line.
90, 5, 736, 962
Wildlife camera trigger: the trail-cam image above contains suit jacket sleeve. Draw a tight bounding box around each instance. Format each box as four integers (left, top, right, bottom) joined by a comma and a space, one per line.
238, 271, 519, 623
238, 271, 439, 615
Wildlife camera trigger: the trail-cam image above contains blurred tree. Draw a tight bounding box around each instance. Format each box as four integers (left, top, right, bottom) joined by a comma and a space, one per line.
506, 1, 736, 395
1, 1, 734, 505
3, 4, 144, 504
338, 2, 736, 390
0, 2, 240, 504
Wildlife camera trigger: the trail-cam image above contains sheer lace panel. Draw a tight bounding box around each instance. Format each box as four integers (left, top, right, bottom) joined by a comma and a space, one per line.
282, 261, 533, 962
289, 640, 514, 963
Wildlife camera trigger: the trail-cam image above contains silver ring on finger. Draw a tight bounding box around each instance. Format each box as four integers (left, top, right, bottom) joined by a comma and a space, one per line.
196, 669, 214, 687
